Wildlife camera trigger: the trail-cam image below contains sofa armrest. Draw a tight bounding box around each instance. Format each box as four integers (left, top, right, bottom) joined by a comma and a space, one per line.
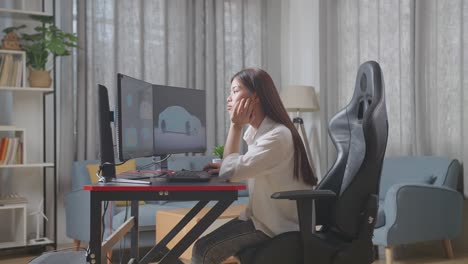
65, 189, 115, 242
381, 183, 463, 245
65, 190, 91, 241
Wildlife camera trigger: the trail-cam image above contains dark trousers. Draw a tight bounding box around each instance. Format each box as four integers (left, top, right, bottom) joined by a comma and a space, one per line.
191, 218, 270, 264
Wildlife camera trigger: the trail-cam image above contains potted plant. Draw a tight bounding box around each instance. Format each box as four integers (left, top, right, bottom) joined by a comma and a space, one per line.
1, 25, 26, 50
20, 15, 78, 88
212, 145, 224, 164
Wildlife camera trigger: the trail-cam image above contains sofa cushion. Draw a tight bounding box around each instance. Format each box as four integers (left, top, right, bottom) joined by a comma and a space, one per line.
86, 160, 145, 206
86, 159, 136, 183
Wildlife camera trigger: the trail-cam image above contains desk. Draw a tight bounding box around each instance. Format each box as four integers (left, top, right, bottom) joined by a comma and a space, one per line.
83, 180, 246, 264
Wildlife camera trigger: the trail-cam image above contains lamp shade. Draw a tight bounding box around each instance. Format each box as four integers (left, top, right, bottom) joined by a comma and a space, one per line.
280, 85, 320, 112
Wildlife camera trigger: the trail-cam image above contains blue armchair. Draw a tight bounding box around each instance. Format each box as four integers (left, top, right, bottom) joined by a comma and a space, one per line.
373, 156, 463, 264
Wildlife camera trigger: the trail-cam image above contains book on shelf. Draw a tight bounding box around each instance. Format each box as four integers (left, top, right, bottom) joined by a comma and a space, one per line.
0, 137, 23, 165
0, 137, 7, 162
15, 58, 23, 86
0, 53, 23, 87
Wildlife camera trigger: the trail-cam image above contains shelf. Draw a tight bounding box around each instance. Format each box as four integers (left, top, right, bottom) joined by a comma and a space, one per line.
0, 86, 53, 92
0, 126, 24, 132
0, 50, 26, 55
0, 8, 52, 19
0, 241, 27, 249
0, 163, 54, 168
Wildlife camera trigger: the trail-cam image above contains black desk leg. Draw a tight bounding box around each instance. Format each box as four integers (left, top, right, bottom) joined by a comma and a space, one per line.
130, 200, 139, 260
139, 200, 209, 264
158, 200, 234, 264
88, 192, 102, 264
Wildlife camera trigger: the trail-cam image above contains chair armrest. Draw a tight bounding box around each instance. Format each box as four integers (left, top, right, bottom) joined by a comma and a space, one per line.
271, 190, 336, 237
379, 183, 463, 245
271, 189, 336, 200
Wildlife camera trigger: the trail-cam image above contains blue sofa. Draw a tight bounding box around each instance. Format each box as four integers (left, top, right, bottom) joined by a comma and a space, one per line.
373, 156, 463, 264
64, 155, 249, 249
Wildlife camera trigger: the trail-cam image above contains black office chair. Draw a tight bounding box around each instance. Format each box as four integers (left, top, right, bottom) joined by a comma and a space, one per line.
235, 61, 389, 264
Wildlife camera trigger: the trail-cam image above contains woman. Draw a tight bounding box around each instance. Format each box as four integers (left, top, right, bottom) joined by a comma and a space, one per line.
192, 68, 317, 264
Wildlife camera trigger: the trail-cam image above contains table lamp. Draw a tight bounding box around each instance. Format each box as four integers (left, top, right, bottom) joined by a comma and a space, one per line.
280, 85, 320, 174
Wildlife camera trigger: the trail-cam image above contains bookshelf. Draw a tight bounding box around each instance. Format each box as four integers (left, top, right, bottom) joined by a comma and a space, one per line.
0, 0, 56, 251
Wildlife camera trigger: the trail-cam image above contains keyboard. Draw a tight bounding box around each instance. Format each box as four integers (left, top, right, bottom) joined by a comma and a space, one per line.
167, 170, 212, 182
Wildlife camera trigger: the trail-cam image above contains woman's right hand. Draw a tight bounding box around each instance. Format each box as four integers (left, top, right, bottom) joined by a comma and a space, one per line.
230, 97, 256, 127
203, 162, 221, 175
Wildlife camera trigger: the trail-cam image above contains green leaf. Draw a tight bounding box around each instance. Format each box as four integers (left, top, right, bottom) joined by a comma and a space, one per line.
3, 25, 26, 34
212, 145, 224, 159
13, 16, 79, 68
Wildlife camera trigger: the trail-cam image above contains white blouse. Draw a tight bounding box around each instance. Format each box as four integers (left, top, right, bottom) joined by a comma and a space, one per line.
219, 116, 313, 237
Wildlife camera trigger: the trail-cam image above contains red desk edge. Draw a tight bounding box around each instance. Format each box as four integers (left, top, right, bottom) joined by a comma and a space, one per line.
83, 184, 246, 192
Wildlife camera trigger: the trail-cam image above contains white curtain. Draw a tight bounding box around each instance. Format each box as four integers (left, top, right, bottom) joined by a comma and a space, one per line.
320, 0, 468, 197
76, 0, 273, 161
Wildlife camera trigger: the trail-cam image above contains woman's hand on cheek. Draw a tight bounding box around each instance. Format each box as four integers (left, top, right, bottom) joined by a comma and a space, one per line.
230, 98, 254, 127
249, 98, 259, 123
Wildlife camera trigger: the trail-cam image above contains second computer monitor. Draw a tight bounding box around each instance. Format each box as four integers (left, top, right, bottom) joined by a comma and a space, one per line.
117, 74, 154, 161
153, 85, 206, 155
116, 73, 206, 161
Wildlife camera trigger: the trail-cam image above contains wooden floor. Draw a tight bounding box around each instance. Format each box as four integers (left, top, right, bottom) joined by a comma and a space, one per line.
1, 247, 467, 264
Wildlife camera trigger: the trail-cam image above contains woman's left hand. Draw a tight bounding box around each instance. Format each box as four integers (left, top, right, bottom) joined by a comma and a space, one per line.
230, 97, 255, 127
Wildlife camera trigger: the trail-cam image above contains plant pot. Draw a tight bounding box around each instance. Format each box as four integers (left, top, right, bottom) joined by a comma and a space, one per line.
28, 68, 52, 88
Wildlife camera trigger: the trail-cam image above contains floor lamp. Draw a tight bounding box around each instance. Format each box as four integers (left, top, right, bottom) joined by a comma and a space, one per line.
280, 85, 320, 175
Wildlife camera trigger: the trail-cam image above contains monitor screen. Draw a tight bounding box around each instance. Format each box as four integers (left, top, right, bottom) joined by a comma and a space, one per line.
116, 74, 154, 161
116, 74, 207, 161
153, 85, 206, 155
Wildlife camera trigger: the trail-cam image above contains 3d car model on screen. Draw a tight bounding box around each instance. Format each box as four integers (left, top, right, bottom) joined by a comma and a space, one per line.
159, 106, 201, 136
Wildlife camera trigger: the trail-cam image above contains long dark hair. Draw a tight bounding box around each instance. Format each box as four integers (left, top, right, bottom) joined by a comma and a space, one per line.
231, 68, 317, 186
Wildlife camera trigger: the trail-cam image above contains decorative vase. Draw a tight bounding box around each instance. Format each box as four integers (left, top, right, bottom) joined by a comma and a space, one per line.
28, 67, 52, 88
1, 32, 22, 50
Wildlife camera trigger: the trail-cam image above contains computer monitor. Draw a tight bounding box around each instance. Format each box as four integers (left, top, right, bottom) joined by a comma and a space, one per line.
116, 74, 207, 162
116, 74, 154, 161
97, 84, 116, 181
153, 84, 206, 155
